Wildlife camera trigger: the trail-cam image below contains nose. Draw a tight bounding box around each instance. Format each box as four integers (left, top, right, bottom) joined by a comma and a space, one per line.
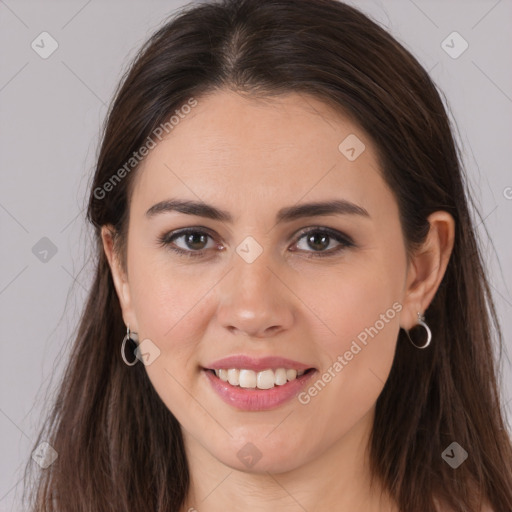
215, 248, 295, 339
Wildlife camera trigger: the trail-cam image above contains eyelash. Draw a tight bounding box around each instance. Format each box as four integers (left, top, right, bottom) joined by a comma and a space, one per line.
157, 226, 355, 259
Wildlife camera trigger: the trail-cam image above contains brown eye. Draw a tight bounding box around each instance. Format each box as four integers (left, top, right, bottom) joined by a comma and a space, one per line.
175, 231, 209, 251
158, 228, 217, 258
291, 227, 354, 257
158, 226, 354, 259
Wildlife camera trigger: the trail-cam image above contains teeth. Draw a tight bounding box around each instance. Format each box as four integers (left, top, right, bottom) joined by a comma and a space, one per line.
286, 369, 297, 381
227, 369, 238, 386
275, 368, 288, 385
239, 369, 257, 388
256, 369, 274, 389
212, 368, 308, 389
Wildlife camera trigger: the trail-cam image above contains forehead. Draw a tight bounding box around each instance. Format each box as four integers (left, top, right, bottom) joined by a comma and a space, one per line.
130, 90, 391, 220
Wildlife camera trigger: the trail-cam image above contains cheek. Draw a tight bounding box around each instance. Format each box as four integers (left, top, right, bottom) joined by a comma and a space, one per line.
300, 247, 404, 352
127, 238, 208, 335
297, 248, 404, 425
123, 244, 210, 393
125, 251, 214, 427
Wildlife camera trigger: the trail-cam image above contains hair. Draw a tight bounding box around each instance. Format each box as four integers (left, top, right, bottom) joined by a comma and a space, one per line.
23, 0, 512, 511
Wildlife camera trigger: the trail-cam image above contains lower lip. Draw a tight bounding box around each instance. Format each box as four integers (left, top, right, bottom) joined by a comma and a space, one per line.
203, 369, 317, 411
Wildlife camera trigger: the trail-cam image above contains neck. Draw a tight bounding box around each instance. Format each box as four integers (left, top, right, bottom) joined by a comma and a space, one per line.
180, 408, 397, 512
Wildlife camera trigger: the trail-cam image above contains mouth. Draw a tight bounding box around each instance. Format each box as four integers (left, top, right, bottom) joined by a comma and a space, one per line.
201, 355, 318, 410
203, 367, 316, 390
202, 360, 318, 411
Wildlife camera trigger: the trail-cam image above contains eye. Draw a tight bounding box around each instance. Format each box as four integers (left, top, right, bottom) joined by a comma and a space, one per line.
158, 228, 218, 258
291, 226, 354, 258
157, 226, 354, 259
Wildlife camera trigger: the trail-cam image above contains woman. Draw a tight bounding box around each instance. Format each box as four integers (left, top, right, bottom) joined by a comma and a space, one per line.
24, 0, 512, 510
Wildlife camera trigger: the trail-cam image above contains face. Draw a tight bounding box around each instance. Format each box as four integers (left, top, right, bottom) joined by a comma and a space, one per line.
106, 90, 413, 473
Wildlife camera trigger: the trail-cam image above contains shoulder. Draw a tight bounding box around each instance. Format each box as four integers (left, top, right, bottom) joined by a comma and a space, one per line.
433, 496, 494, 512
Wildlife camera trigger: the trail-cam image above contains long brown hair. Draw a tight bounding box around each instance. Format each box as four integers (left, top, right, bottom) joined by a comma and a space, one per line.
23, 0, 512, 510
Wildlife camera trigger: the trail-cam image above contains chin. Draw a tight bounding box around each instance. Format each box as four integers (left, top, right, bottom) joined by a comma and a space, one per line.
208, 435, 310, 475
222, 454, 304, 475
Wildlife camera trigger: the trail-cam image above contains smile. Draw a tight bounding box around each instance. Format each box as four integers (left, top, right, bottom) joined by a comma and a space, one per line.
210, 368, 310, 389
203, 367, 317, 411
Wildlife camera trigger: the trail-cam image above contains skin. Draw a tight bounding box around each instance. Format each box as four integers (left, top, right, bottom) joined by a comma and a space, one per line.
102, 90, 455, 512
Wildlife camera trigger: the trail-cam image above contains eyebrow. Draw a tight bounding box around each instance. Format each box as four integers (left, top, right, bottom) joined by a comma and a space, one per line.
145, 198, 370, 223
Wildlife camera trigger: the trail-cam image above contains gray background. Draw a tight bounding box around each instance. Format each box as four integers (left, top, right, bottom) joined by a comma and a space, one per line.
1, 0, 511, 510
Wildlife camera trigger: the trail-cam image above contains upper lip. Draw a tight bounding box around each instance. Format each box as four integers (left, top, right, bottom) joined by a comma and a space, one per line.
204, 355, 315, 372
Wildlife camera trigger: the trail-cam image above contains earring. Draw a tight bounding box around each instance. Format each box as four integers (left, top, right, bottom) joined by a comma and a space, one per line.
121, 324, 139, 366
405, 312, 432, 349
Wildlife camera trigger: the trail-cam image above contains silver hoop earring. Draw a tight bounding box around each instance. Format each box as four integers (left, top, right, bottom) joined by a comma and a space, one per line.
121, 324, 139, 366
405, 312, 432, 349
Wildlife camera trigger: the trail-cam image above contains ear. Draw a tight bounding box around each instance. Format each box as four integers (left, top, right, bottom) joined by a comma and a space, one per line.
400, 211, 455, 330
101, 225, 139, 332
